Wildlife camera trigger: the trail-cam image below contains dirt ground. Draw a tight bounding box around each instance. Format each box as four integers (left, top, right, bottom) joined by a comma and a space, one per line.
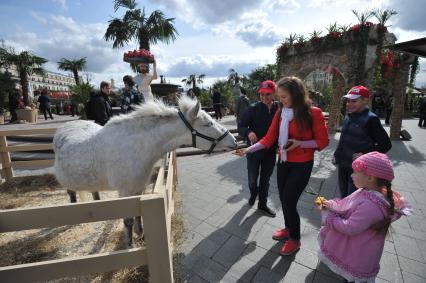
0, 174, 184, 283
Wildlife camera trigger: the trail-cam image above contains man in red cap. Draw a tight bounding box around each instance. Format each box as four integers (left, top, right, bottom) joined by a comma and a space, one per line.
238, 80, 279, 217
334, 85, 391, 197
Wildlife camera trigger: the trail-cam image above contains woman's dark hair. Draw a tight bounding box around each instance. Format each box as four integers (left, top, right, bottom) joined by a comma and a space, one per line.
276, 76, 312, 132
240, 87, 247, 95
123, 75, 135, 87
370, 178, 395, 235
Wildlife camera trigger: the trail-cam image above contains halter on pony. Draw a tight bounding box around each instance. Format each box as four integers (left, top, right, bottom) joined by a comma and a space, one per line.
178, 110, 230, 154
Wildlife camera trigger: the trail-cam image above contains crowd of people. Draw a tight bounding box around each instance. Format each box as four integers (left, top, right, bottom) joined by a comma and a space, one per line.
234, 77, 412, 282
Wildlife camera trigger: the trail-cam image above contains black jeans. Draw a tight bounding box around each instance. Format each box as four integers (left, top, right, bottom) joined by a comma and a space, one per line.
419, 115, 426, 127
246, 149, 276, 207
42, 107, 53, 120
338, 165, 356, 198
213, 104, 222, 120
277, 160, 313, 240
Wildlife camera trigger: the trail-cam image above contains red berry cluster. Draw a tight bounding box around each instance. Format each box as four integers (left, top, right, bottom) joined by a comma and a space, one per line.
123, 49, 155, 61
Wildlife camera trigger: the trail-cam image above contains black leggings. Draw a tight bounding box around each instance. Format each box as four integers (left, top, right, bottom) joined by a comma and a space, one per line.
277, 160, 313, 240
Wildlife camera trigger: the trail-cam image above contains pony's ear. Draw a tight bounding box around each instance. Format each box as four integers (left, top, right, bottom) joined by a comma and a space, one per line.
188, 100, 201, 121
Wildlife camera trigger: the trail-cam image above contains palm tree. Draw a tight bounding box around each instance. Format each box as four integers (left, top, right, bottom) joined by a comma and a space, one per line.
352, 9, 373, 26
0, 47, 47, 105
104, 0, 178, 51
182, 74, 205, 95
228, 68, 243, 86
57, 57, 86, 85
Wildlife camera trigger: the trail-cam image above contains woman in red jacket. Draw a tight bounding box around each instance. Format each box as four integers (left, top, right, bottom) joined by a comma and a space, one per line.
236, 76, 329, 255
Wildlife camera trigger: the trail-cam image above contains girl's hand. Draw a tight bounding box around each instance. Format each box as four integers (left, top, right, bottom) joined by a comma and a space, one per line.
233, 148, 247, 156
286, 139, 300, 151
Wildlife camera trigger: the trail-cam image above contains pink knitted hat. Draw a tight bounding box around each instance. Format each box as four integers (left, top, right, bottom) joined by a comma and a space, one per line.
352, 151, 394, 181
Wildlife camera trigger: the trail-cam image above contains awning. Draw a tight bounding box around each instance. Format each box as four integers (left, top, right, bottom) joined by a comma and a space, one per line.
386, 37, 426, 58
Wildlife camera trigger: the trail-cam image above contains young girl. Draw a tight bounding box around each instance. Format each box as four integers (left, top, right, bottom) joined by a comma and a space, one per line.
317, 151, 412, 283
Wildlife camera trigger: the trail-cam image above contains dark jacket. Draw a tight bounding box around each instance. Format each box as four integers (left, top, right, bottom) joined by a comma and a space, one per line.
212, 90, 221, 105
8, 92, 18, 110
238, 101, 279, 150
37, 94, 51, 110
334, 108, 392, 167
419, 100, 426, 116
89, 92, 113, 126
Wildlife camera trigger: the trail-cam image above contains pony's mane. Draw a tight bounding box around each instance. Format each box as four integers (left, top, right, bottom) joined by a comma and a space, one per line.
107, 95, 198, 125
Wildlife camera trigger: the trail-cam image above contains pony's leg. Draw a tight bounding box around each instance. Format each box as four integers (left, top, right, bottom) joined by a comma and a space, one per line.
92, 192, 101, 200
134, 216, 144, 240
123, 218, 134, 247
67, 190, 77, 203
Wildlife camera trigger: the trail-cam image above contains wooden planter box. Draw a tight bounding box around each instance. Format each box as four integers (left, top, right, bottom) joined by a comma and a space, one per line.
16, 109, 38, 123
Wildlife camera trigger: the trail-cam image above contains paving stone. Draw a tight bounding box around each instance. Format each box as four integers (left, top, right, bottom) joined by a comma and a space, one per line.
252, 266, 283, 283
392, 233, 424, 262
294, 247, 319, 270
301, 226, 320, 253
377, 251, 403, 282
223, 256, 260, 282
212, 235, 247, 268
398, 255, 426, 279
188, 274, 208, 283
281, 262, 315, 283
191, 254, 228, 283
313, 270, 345, 283
194, 221, 232, 247
407, 214, 426, 233
402, 271, 426, 283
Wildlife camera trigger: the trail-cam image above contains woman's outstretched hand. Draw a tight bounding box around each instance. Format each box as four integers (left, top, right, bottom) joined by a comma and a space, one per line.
233, 148, 247, 156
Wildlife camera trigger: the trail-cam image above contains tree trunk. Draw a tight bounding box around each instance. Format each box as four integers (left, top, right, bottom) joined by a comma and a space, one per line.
73, 70, 80, 85
20, 72, 29, 105
390, 63, 410, 140
327, 75, 345, 134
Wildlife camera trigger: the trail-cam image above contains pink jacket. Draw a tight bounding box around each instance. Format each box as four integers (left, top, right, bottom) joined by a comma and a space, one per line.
319, 189, 402, 282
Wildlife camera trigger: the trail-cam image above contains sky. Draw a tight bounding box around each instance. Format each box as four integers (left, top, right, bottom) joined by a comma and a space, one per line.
0, 0, 425, 89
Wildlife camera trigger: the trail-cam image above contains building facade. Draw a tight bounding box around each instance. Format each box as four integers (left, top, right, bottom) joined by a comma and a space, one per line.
0, 64, 76, 98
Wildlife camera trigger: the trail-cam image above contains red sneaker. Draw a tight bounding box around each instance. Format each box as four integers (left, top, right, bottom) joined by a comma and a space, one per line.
280, 239, 300, 255
272, 228, 289, 240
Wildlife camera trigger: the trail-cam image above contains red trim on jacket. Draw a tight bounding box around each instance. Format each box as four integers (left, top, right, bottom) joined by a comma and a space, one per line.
259, 107, 329, 162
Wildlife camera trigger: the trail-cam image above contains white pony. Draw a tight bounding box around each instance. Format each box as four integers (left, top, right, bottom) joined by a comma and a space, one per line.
53, 96, 237, 246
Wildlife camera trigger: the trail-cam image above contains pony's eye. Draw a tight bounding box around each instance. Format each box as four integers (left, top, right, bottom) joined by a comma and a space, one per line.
205, 122, 213, 127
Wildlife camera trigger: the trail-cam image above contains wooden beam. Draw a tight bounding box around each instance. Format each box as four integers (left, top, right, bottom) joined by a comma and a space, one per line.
0, 247, 147, 282
0, 144, 53, 152
11, 159, 55, 169
0, 195, 155, 232
0, 128, 57, 136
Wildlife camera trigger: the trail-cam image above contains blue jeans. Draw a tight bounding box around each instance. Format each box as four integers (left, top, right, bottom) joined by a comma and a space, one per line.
246, 149, 276, 207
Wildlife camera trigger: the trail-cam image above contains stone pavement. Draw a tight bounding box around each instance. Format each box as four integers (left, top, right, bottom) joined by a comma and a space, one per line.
175, 117, 426, 283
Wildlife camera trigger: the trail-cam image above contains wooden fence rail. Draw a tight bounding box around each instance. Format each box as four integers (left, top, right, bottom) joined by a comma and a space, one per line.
0, 128, 177, 283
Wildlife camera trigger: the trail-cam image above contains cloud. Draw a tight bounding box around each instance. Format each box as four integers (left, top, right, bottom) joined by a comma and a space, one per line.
52, 0, 67, 10
30, 11, 48, 24
235, 21, 283, 47
387, 0, 426, 32
164, 55, 262, 77
268, 0, 301, 11
151, 0, 260, 25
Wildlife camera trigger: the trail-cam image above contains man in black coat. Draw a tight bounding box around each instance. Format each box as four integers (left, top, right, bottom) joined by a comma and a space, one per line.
238, 80, 279, 217
88, 81, 113, 126
212, 86, 222, 120
419, 97, 426, 128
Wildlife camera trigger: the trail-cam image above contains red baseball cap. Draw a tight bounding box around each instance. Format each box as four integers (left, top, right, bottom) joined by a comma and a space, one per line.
258, 80, 276, 94
343, 85, 370, 100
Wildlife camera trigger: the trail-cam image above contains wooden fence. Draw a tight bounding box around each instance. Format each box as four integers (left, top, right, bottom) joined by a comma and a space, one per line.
0, 128, 178, 283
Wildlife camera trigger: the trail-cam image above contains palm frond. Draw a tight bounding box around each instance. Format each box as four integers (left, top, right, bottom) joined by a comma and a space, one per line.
113, 0, 137, 12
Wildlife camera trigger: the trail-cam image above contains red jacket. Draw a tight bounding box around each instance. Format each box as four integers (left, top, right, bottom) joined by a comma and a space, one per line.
259, 107, 329, 163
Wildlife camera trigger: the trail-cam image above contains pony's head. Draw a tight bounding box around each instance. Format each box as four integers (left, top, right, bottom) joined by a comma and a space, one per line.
178, 96, 237, 152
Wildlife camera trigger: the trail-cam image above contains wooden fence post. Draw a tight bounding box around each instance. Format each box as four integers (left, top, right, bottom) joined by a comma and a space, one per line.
140, 194, 174, 283
0, 136, 13, 182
